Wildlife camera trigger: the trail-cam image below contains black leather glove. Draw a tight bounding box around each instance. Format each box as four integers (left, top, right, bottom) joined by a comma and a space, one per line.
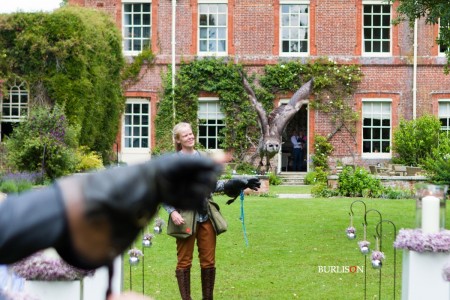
224, 176, 261, 204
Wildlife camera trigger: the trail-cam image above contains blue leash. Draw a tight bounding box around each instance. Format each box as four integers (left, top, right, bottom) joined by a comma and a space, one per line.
239, 190, 249, 247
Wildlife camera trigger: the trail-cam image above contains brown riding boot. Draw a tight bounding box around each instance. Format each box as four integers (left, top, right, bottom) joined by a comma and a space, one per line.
201, 267, 216, 300
176, 268, 192, 300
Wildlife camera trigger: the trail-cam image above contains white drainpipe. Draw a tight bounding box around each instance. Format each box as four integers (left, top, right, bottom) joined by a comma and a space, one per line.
413, 18, 418, 120
171, 0, 176, 123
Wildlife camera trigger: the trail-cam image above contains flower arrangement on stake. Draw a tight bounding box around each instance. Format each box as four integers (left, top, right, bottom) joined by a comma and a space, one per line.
10, 251, 95, 281
358, 223, 370, 255
128, 248, 144, 265
346, 213, 356, 239
142, 233, 154, 247
371, 237, 385, 269
154, 217, 165, 234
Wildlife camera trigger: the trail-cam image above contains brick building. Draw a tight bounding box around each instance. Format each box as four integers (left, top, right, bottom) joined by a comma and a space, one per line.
45, 1, 450, 170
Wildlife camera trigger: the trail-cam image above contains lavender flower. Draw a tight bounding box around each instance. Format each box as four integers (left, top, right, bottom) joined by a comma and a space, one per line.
442, 263, 450, 282
358, 240, 371, 254
154, 217, 165, 227
371, 251, 385, 261
128, 248, 144, 258
11, 252, 95, 281
346, 226, 356, 234
143, 233, 154, 241
394, 229, 450, 253
346, 226, 356, 239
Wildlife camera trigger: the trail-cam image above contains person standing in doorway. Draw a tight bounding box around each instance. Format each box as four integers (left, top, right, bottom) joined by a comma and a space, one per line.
298, 130, 307, 171
291, 130, 301, 171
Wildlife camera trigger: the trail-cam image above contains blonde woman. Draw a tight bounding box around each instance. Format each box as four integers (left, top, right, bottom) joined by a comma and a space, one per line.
164, 122, 260, 300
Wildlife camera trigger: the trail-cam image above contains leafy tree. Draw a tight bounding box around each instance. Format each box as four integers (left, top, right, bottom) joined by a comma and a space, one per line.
0, 7, 125, 161
392, 114, 442, 166
391, 0, 450, 72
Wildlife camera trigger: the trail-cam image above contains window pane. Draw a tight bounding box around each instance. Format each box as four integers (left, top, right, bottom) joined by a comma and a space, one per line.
218, 14, 226, 26
200, 28, 208, 39
209, 15, 216, 26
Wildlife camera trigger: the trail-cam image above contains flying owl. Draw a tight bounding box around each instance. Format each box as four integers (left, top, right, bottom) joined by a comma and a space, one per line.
240, 72, 314, 171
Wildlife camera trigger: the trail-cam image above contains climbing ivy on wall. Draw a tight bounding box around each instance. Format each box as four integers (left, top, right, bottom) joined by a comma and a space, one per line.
260, 58, 362, 138
155, 57, 362, 160
0, 7, 125, 161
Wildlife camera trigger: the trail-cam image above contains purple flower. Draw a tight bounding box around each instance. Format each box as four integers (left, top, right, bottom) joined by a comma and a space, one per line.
154, 217, 165, 227
11, 252, 95, 281
371, 250, 385, 260
128, 248, 144, 258
442, 263, 450, 282
394, 229, 450, 253
143, 233, 154, 241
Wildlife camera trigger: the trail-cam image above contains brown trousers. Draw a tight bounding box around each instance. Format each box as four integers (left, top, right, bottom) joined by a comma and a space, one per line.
176, 219, 216, 269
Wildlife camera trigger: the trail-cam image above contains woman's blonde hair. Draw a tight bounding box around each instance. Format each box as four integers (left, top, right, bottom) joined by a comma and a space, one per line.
172, 122, 192, 152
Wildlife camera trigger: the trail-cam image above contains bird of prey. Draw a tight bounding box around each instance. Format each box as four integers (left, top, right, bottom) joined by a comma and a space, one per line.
240, 72, 314, 172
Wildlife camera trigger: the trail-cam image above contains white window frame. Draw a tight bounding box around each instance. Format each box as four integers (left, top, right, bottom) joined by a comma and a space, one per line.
1, 80, 28, 122
122, 0, 152, 56
279, 0, 310, 57
197, 97, 225, 150
438, 100, 450, 131
361, 99, 392, 159
362, 0, 392, 57
197, 1, 228, 57
122, 98, 150, 151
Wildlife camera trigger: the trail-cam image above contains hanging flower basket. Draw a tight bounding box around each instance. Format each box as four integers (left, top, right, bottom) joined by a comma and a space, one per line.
358, 240, 371, 255
346, 226, 356, 240
371, 251, 385, 269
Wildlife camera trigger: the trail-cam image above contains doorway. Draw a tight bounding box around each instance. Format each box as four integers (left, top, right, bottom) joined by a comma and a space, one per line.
279, 104, 308, 172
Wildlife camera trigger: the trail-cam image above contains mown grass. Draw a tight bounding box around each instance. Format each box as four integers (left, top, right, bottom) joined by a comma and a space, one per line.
123, 191, 433, 300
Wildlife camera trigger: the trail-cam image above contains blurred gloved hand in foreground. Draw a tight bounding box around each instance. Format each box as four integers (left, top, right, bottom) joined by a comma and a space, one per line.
0, 154, 222, 270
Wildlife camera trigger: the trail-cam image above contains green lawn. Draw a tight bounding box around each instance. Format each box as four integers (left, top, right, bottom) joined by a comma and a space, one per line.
123, 194, 425, 299
270, 185, 312, 194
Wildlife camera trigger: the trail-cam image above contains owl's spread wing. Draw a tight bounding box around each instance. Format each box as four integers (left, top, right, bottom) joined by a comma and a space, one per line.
270, 79, 314, 136
240, 70, 269, 136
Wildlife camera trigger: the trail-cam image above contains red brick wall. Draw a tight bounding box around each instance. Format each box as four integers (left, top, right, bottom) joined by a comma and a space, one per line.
67, 0, 450, 167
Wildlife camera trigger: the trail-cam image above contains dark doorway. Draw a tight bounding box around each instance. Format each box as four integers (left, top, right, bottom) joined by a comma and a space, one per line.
281, 104, 308, 172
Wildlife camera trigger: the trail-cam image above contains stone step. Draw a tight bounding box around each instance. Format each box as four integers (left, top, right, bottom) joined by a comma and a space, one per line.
278, 172, 307, 185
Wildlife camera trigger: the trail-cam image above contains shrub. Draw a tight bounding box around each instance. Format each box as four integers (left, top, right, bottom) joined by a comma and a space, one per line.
337, 166, 384, 197
304, 171, 318, 185
311, 182, 337, 198
268, 172, 282, 185
392, 115, 442, 166
421, 136, 450, 185
381, 186, 414, 199
0, 180, 18, 194
5, 105, 79, 181
75, 146, 104, 172
235, 162, 257, 175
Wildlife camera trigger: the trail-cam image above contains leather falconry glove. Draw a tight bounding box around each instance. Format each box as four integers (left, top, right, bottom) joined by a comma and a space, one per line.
0, 154, 221, 270
223, 176, 261, 205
